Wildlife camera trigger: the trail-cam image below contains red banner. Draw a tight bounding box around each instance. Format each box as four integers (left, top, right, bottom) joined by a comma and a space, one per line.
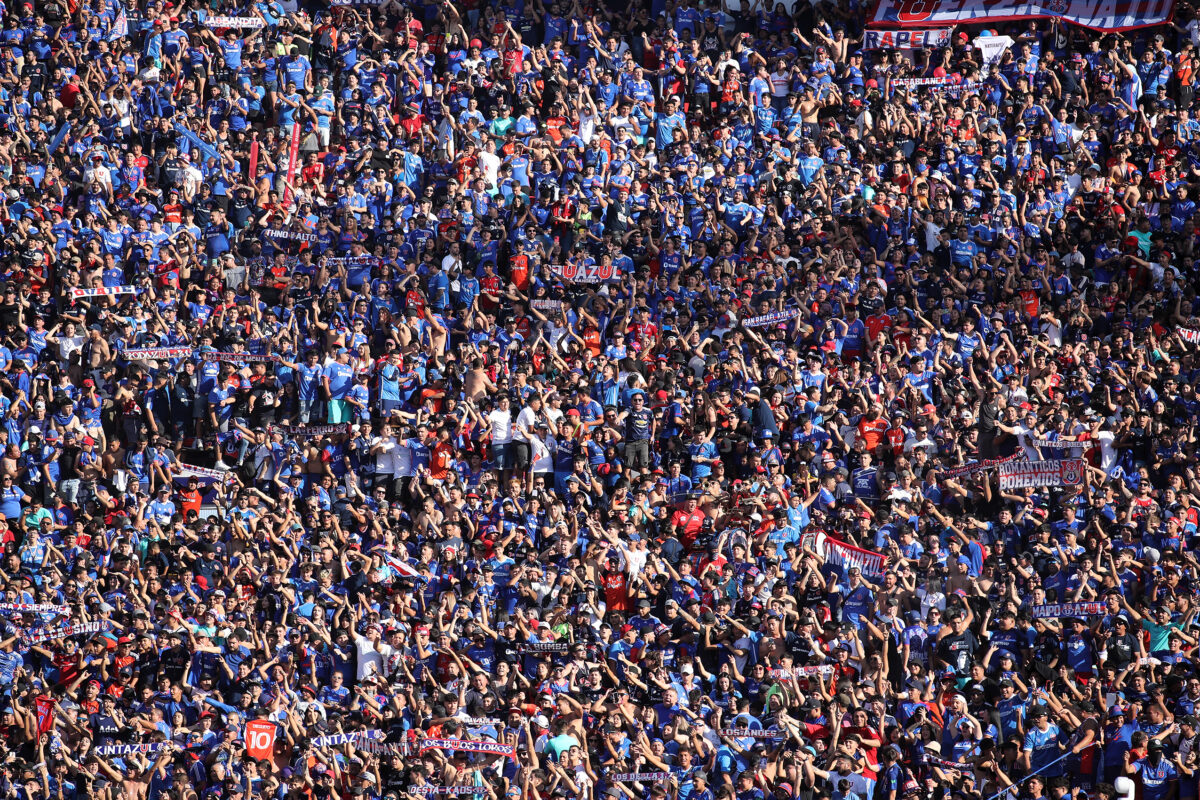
249, 140, 260, 184
283, 122, 301, 207
869, 0, 1175, 32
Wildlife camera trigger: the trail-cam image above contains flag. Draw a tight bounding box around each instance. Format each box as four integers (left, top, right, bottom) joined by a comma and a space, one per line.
108, 9, 128, 41
35, 696, 54, 736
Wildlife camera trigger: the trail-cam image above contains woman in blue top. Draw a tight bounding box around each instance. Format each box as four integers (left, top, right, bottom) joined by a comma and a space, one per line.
0, 475, 27, 521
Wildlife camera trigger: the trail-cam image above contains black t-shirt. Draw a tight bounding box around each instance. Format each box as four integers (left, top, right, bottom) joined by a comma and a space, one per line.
89, 713, 121, 744
1107, 631, 1139, 670
495, 636, 521, 665
937, 629, 979, 674
161, 644, 190, 682
625, 408, 652, 442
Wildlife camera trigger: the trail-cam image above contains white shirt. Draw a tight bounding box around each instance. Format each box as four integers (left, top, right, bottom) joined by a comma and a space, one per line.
372, 435, 401, 476
487, 409, 513, 444
532, 435, 553, 474
478, 150, 501, 188
514, 406, 540, 443
353, 634, 393, 680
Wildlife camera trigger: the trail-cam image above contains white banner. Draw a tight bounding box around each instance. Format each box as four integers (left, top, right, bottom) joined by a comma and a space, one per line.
71, 286, 136, 298
974, 35, 1014, 68
997, 459, 1087, 491
864, 28, 952, 49
769, 665, 835, 678
205, 16, 265, 28
312, 731, 384, 748
547, 261, 620, 283
175, 464, 229, 481
743, 309, 800, 328
1030, 602, 1104, 619
1027, 436, 1094, 451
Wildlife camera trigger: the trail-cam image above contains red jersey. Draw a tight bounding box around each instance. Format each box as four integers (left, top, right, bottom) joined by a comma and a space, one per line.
865, 313, 893, 341
601, 570, 629, 611
857, 418, 888, 451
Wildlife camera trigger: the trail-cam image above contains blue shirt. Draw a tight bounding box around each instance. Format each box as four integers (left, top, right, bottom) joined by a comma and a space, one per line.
324, 362, 354, 400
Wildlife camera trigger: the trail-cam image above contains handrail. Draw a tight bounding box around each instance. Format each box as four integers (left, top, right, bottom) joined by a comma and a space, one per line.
981, 751, 1073, 800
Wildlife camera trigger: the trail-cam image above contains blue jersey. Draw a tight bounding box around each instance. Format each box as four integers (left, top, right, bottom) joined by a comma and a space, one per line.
1135, 756, 1178, 800
1023, 724, 1064, 777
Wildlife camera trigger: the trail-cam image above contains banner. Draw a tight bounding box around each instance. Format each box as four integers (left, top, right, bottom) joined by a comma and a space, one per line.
868, 0, 1174, 32
205, 16, 266, 28
175, 463, 230, 481
362, 739, 417, 756
120, 347, 195, 360
382, 552, 423, 580
887, 77, 981, 94
938, 452, 1023, 479
262, 228, 318, 244
997, 459, 1086, 491
408, 789, 486, 796
174, 123, 220, 166
283, 122, 301, 207
547, 261, 620, 283
322, 255, 379, 268
418, 739, 517, 761
201, 351, 279, 363
743, 309, 800, 328
801, 531, 886, 578
864, 28, 952, 49
48, 122, 71, 156
71, 286, 136, 298
719, 728, 782, 738
94, 742, 169, 756
0, 603, 70, 616
609, 773, 669, 783
311, 731, 384, 748
769, 665, 835, 679
35, 696, 54, 736
974, 35, 1014, 68
1027, 436, 1094, 451
462, 718, 501, 728
268, 423, 351, 438
925, 755, 968, 772
1030, 602, 1104, 619
531, 299, 565, 313
22, 620, 107, 645
1180, 328, 1200, 344
107, 9, 128, 41
243, 720, 276, 760
517, 642, 569, 653
249, 140, 260, 183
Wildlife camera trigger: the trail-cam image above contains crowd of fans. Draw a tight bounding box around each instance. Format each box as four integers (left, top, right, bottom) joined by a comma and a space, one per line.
1, 1, 1200, 800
